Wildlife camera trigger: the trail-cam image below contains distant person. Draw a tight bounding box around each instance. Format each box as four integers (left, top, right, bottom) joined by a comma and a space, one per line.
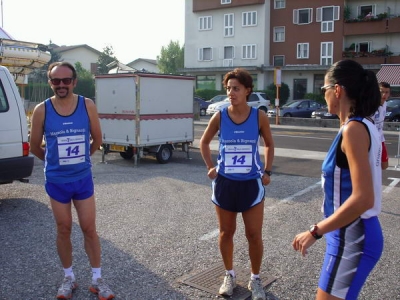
30, 62, 115, 300
374, 82, 391, 170
200, 68, 274, 300
365, 11, 374, 18
292, 59, 383, 300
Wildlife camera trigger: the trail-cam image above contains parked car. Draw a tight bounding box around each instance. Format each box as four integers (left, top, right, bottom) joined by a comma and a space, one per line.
207, 94, 228, 103
206, 92, 270, 115
385, 98, 400, 122
194, 96, 211, 116
267, 99, 322, 118
311, 106, 338, 119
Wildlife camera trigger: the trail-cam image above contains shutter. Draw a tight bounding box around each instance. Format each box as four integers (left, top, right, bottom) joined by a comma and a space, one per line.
316, 8, 322, 22
334, 6, 340, 20
293, 9, 298, 24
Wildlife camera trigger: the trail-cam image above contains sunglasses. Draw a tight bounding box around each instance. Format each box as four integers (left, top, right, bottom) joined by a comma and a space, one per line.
49, 78, 74, 85
320, 84, 335, 95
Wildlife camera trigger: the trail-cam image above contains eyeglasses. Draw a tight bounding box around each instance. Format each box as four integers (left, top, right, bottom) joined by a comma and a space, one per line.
321, 84, 335, 95
49, 78, 74, 85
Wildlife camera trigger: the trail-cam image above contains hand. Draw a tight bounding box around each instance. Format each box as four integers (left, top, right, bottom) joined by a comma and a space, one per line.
262, 174, 271, 186
207, 167, 217, 180
292, 231, 317, 257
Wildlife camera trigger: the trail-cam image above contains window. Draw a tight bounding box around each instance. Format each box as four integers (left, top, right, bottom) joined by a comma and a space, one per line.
274, 0, 285, 9
221, 0, 231, 4
198, 47, 213, 61
359, 5, 376, 18
0, 83, 8, 113
223, 46, 234, 67
242, 44, 256, 59
321, 42, 333, 66
224, 14, 234, 37
199, 16, 212, 31
273, 55, 285, 66
197, 75, 216, 90
242, 11, 257, 26
316, 6, 340, 32
273, 26, 285, 42
293, 8, 313, 24
356, 41, 372, 53
297, 43, 309, 59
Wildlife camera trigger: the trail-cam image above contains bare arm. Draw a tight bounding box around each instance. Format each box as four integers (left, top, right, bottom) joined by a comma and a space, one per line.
29, 102, 45, 161
199, 112, 220, 178
85, 98, 103, 156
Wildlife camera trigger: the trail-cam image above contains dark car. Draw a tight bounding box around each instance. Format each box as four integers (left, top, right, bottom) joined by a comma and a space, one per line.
194, 96, 211, 116
268, 99, 322, 118
385, 98, 400, 122
311, 106, 338, 119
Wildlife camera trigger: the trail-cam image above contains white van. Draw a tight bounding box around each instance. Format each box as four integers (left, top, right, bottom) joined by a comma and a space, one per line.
0, 66, 33, 184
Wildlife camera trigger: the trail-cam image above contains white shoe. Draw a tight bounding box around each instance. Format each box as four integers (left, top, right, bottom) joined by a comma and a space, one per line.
219, 272, 237, 296
248, 278, 266, 300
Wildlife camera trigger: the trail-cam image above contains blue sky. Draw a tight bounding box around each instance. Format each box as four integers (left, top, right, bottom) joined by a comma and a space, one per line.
3, 0, 185, 63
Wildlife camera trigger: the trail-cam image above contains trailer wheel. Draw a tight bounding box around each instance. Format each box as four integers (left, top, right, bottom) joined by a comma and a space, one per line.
156, 145, 172, 164
120, 147, 134, 160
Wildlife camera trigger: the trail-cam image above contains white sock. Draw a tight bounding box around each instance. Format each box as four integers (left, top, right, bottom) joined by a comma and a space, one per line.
92, 267, 102, 283
251, 273, 260, 280
227, 269, 235, 277
63, 266, 75, 281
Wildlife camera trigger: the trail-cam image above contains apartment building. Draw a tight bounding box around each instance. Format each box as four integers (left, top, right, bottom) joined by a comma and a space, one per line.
184, 0, 400, 100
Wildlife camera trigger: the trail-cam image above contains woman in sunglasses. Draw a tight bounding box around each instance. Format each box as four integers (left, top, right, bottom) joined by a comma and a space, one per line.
292, 59, 383, 300
29, 62, 114, 299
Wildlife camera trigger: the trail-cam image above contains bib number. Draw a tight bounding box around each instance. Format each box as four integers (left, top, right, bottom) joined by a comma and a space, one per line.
57, 135, 86, 165
224, 145, 252, 173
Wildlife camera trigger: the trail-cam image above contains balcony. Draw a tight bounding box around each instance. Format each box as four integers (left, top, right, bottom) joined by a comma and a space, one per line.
342, 50, 400, 65
344, 16, 400, 35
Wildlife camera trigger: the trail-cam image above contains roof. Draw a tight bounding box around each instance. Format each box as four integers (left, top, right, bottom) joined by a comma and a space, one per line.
51, 44, 103, 56
0, 27, 14, 39
127, 58, 157, 65
376, 64, 400, 87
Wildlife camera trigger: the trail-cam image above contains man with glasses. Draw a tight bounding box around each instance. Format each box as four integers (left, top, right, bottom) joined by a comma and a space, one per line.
374, 82, 390, 170
30, 62, 114, 299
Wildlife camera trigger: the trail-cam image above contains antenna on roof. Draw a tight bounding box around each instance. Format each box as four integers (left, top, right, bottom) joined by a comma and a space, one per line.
1, 0, 3, 28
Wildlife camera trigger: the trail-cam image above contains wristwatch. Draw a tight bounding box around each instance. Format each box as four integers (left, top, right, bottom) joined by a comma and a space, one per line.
264, 170, 272, 176
309, 224, 323, 240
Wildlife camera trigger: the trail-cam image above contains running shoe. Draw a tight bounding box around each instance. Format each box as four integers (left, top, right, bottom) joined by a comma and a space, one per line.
56, 276, 77, 299
219, 271, 237, 296
248, 278, 266, 300
89, 278, 115, 300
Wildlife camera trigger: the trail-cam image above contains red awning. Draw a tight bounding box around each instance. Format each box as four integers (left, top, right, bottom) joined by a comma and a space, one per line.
376, 64, 400, 86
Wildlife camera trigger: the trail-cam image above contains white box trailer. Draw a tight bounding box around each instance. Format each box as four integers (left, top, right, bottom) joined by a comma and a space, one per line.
95, 72, 195, 164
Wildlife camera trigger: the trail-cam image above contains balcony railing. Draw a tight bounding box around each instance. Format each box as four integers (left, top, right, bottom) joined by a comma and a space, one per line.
343, 16, 400, 35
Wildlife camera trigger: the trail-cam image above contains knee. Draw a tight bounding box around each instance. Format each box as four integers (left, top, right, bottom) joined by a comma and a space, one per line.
81, 226, 98, 240
56, 223, 72, 238
245, 230, 262, 244
219, 228, 235, 240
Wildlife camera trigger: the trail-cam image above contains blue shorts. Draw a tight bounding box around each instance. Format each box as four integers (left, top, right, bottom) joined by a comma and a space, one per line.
45, 173, 94, 204
318, 216, 383, 300
211, 174, 265, 212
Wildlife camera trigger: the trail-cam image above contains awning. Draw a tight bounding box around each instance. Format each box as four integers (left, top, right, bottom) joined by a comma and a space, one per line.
376, 64, 400, 86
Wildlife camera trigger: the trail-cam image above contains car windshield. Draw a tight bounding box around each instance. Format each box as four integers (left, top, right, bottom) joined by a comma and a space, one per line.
282, 101, 299, 108
387, 99, 400, 108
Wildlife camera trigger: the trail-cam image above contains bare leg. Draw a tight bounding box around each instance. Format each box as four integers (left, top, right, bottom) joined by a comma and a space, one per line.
50, 199, 73, 268
74, 195, 101, 268
316, 288, 343, 300
215, 206, 237, 270
242, 202, 264, 275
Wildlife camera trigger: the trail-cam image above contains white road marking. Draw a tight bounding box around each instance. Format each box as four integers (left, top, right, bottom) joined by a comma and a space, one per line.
199, 228, 219, 241
383, 177, 400, 193
282, 181, 321, 203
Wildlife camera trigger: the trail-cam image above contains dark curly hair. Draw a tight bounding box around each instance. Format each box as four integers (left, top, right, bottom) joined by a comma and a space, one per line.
222, 68, 254, 101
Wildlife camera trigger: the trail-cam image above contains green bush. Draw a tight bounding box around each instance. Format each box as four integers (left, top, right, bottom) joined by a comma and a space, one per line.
265, 82, 290, 106
304, 93, 325, 104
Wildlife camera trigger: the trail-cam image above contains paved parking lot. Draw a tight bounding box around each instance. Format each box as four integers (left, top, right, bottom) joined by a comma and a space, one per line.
0, 149, 399, 299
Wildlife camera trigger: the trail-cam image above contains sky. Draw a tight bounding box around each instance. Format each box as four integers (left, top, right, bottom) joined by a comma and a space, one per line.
2, 0, 185, 64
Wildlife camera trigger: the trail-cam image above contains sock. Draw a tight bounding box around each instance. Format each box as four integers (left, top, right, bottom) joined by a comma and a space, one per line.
92, 267, 102, 283
226, 269, 235, 277
63, 266, 75, 281
251, 273, 260, 280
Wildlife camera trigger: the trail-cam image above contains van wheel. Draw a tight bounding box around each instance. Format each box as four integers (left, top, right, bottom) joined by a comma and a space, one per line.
283, 113, 292, 117
120, 147, 134, 159
200, 108, 206, 116
156, 145, 172, 164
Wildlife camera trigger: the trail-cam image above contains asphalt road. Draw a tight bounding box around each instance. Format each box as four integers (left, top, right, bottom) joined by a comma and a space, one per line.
0, 123, 399, 299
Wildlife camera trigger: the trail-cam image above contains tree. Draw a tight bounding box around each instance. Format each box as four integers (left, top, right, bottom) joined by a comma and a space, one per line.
265, 82, 290, 106
74, 62, 95, 99
157, 41, 184, 74
97, 45, 118, 75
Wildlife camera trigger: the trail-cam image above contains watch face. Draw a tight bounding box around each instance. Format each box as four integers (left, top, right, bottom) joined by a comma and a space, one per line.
310, 225, 317, 232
